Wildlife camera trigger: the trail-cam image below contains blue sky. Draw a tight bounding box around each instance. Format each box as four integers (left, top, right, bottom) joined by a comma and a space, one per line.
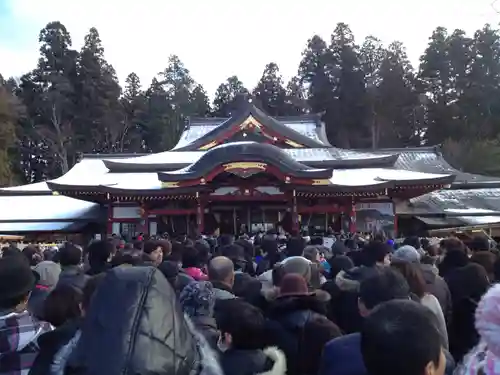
1, 0, 499, 96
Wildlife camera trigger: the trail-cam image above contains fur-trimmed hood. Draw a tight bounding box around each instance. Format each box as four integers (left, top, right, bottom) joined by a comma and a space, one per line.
267, 293, 330, 318
260, 286, 331, 304
257, 347, 286, 375
220, 347, 286, 375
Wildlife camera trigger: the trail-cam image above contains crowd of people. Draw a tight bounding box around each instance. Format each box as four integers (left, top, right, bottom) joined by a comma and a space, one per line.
0, 231, 499, 375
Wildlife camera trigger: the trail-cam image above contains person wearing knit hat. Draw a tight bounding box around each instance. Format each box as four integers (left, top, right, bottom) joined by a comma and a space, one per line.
392, 245, 421, 264
179, 281, 218, 349
278, 273, 315, 298
281, 256, 312, 283
455, 284, 500, 375
180, 281, 215, 318
33, 261, 61, 289
28, 261, 61, 318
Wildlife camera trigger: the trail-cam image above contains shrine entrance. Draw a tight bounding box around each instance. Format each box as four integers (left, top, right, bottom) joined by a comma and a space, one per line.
204, 203, 291, 235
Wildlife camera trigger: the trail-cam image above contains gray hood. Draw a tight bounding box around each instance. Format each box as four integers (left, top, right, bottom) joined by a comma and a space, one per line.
213, 288, 236, 300
420, 264, 439, 284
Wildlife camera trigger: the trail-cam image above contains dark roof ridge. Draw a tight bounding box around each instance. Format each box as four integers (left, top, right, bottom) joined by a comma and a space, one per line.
187, 113, 322, 125
80, 153, 149, 160
188, 117, 228, 125
360, 145, 441, 153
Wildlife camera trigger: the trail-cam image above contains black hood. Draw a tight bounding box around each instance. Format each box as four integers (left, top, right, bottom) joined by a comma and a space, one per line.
67, 266, 205, 375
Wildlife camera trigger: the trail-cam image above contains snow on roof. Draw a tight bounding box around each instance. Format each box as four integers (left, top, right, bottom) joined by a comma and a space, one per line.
0, 195, 99, 221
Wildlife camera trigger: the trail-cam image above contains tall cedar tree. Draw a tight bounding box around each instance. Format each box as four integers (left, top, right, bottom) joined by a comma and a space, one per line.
143, 77, 170, 152
0, 75, 19, 185
376, 42, 422, 147
298, 35, 333, 125
212, 76, 249, 117
327, 23, 368, 148
158, 55, 210, 149
18, 21, 78, 176
121, 72, 147, 152
253, 63, 288, 116
360, 36, 386, 148
284, 77, 309, 115
76, 27, 124, 153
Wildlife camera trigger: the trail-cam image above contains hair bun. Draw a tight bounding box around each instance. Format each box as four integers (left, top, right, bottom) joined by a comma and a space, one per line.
476, 284, 500, 357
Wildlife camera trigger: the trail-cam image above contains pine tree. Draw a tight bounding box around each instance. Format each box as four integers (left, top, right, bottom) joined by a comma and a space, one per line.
212, 76, 248, 117
463, 25, 500, 138
0, 75, 19, 185
327, 23, 368, 148
190, 84, 210, 116
121, 72, 146, 152
284, 76, 308, 115
360, 36, 386, 148
19, 21, 78, 176
143, 78, 170, 152
76, 27, 123, 153
298, 35, 332, 115
377, 42, 422, 147
253, 63, 288, 116
158, 55, 210, 147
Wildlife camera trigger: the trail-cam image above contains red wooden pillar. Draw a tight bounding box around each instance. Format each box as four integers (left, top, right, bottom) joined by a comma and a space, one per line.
349, 200, 356, 233
196, 193, 205, 234
139, 204, 149, 236
291, 189, 299, 233
107, 204, 113, 235
143, 208, 149, 236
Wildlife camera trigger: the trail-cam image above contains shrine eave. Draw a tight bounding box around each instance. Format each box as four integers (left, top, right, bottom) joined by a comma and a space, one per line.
102, 152, 400, 173
46, 174, 455, 199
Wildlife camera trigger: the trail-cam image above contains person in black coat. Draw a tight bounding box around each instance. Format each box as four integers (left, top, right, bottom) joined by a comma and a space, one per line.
28, 274, 105, 375
217, 298, 284, 375
445, 263, 490, 362
57, 243, 90, 291
266, 274, 341, 375
85, 240, 113, 276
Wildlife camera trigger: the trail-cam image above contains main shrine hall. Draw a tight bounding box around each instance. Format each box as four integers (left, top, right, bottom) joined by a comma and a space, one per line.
39, 98, 456, 237
0, 98, 459, 238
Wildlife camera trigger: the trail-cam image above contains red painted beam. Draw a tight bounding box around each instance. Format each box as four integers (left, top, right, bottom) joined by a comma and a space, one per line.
148, 208, 197, 215
297, 205, 346, 214
208, 194, 287, 202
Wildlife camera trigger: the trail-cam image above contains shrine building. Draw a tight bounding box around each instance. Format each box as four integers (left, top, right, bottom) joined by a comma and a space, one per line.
0, 98, 457, 238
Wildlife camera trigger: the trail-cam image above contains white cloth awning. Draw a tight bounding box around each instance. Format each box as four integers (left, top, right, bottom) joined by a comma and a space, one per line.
0, 195, 100, 221
0, 222, 88, 232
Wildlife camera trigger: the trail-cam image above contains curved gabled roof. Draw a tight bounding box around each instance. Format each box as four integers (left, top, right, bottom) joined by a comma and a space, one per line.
370, 146, 500, 188
174, 113, 330, 150
158, 142, 333, 182
174, 99, 326, 151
